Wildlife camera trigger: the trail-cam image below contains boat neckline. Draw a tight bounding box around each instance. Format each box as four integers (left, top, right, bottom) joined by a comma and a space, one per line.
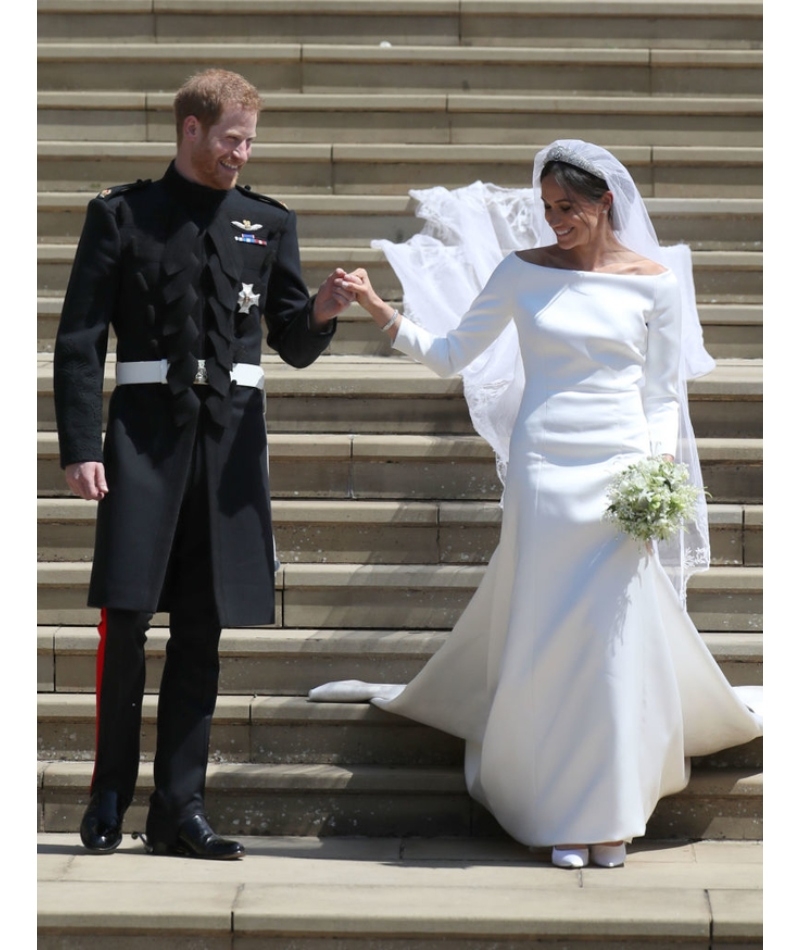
512, 252, 671, 278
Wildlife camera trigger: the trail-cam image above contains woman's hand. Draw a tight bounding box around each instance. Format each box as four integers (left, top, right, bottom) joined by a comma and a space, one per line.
338, 268, 380, 309
338, 268, 400, 334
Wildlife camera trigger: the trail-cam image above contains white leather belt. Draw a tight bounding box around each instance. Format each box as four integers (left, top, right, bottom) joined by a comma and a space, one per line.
115, 359, 264, 390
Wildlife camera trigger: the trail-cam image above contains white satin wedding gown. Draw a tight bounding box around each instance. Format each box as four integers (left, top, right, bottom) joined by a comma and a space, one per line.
311, 251, 763, 847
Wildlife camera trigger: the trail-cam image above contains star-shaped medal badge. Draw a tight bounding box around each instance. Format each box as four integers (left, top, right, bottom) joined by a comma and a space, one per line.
238, 283, 260, 314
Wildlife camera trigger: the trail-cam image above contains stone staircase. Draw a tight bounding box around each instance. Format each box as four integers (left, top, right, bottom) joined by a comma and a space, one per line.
37, 1, 763, 946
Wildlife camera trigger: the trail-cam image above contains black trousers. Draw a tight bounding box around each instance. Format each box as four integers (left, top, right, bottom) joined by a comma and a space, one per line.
91, 434, 222, 837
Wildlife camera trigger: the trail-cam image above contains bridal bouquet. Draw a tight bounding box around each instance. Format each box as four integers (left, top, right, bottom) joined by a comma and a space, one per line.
604, 456, 704, 545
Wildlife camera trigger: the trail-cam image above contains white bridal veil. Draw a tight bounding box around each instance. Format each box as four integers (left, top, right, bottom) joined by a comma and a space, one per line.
372, 139, 714, 602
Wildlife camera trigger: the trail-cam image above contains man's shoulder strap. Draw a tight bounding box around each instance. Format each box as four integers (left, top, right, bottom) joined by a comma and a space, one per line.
96, 179, 153, 200
236, 184, 289, 212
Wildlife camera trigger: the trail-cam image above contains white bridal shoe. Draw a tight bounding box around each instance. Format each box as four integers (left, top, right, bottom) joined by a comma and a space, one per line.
590, 843, 626, 867
551, 846, 589, 869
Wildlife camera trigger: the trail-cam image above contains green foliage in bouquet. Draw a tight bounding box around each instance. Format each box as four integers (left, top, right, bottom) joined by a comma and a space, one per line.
604, 456, 705, 545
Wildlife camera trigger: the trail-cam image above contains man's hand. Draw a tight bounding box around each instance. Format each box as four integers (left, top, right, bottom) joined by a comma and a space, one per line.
312, 267, 356, 327
66, 462, 108, 501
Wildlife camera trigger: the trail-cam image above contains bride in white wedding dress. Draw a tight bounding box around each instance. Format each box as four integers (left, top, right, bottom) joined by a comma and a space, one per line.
312, 140, 763, 869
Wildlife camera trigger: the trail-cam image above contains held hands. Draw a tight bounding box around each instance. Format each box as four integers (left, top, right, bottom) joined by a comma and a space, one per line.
318, 266, 400, 336
66, 461, 108, 501
336, 268, 400, 335
312, 267, 358, 327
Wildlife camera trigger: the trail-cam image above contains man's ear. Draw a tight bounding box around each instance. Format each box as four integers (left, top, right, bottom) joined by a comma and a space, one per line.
183, 116, 201, 141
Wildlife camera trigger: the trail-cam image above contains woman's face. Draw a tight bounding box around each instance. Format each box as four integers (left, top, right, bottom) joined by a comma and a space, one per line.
540, 175, 612, 249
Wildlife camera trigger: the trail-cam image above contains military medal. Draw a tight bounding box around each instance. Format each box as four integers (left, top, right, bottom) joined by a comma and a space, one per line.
237, 283, 260, 313
232, 218, 269, 245
235, 233, 269, 246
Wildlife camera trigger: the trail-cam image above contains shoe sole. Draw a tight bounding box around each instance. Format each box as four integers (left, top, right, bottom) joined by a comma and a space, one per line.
149, 841, 245, 860
80, 836, 122, 854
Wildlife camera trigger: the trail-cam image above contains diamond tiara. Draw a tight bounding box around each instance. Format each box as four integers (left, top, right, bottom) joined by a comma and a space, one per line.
542, 145, 606, 181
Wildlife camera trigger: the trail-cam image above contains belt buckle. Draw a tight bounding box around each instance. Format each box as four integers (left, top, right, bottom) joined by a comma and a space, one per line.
194, 359, 208, 385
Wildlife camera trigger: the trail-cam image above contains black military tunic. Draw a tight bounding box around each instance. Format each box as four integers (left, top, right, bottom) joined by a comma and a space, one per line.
54, 162, 335, 626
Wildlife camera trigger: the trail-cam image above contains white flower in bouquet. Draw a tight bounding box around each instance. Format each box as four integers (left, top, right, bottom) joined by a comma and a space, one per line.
604, 456, 705, 546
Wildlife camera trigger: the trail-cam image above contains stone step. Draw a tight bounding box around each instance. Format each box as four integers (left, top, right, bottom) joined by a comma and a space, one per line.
37, 190, 763, 252
37, 688, 763, 770
38, 625, 763, 697
34, 354, 764, 439
36, 498, 763, 568
37, 241, 764, 302
36, 91, 763, 154
36, 0, 764, 50
37, 141, 763, 197
37, 431, 764, 504
36, 833, 765, 950
698, 304, 762, 360
36, 562, 763, 630
37, 759, 763, 841
37, 44, 763, 97
36, 297, 763, 360
36, 621, 765, 817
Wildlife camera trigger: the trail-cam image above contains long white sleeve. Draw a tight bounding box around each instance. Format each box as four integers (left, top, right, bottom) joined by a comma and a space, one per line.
391, 264, 512, 378
642, 273, 682, 457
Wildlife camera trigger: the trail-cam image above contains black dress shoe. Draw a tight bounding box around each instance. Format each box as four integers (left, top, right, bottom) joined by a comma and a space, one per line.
79, 790, 123, 853
149, 814, 245, 860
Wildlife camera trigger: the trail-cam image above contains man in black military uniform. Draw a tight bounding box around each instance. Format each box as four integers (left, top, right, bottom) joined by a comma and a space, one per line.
54, 68, 354, 859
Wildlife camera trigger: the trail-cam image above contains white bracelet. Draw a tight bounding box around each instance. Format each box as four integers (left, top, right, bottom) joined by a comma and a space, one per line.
380, 309, 400, 333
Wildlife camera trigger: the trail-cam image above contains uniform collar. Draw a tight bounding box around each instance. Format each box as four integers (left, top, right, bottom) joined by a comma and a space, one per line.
163, 161, 229, 215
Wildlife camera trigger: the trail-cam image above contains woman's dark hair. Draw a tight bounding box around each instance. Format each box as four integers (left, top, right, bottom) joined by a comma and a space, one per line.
540, 160, 614, 226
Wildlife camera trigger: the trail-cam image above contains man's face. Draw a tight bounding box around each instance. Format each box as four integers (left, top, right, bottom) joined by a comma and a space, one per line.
182, 106, 258, 190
